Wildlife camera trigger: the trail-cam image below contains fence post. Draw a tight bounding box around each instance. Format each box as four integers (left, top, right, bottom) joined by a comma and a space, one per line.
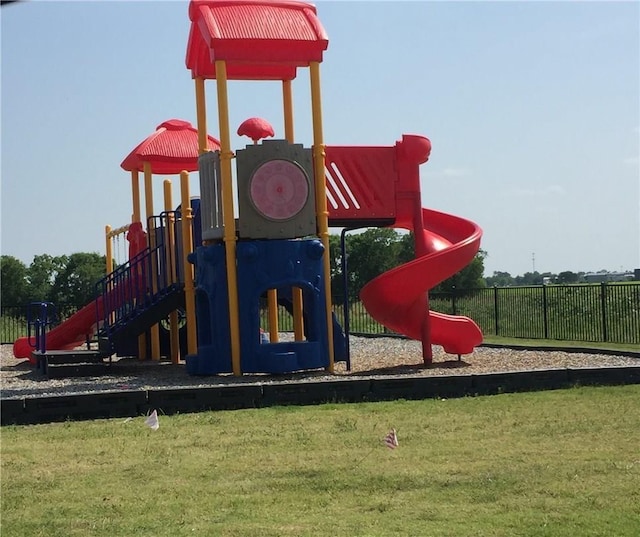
493, 285, 499, 336
600, 282, 608, 342
542, 284, 549, 339
451, 286, 457, 315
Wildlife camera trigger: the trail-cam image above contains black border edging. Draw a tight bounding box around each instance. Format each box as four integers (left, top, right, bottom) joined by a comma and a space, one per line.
261, 379, 371, 406
17, 390, 147, 425
471, 369, 571, 396
567, 366, 640, 387
2, 367, 640, 426
147, 385, 263, 415
369, 375, 474, 401
1, 398, 26, 426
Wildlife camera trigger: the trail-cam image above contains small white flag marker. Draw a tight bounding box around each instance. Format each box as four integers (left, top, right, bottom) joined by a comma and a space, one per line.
145, 409, 159, 431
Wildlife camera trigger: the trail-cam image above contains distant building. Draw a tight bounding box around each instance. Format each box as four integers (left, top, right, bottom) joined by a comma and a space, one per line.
583, 272, 635, 283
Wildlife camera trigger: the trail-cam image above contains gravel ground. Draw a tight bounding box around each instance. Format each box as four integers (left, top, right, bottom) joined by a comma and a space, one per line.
1, 338, 638, 400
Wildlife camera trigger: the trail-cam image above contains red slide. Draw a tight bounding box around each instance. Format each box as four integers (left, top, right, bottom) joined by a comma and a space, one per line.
340, 134, 483, 360
14, 225, 149, 363
12, 297, 106, 363
360, 207, 483, 357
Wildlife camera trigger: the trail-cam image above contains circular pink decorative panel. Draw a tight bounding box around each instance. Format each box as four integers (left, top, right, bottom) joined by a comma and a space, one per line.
249, 159, 310, 221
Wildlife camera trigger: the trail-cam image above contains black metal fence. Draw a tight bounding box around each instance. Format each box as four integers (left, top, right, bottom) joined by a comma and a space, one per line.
1, 304, 84, 345
428, 283, 640, 345
3, 283, 639, 345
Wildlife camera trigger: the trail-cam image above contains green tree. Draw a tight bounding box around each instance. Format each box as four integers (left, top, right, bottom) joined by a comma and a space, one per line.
514, 271, 555, 285
485, 271, 515, 287
26, 254, 68, 302
0, 255, 29, 306
515, 272, 543, 285
50, 252, 106, 305
431, 249, 487, 294
326, 234, 341, 302
389, 232, 487, 293
332, 230, 487, 300
557, 271, 579, 284
345, 228, 404, 300
397, 232, 415, 265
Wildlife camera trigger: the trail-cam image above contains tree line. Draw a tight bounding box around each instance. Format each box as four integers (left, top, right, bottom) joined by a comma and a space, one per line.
1, 230, 486, 308
1, 253, 106, 307
484, 269, 637, 286
328, 229, 486, 303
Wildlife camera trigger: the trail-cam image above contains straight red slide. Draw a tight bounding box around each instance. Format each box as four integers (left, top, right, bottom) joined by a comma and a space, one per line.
12, 297, 107, 364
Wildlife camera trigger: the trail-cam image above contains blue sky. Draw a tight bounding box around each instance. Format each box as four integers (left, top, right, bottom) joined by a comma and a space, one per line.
1, 0, 638, 277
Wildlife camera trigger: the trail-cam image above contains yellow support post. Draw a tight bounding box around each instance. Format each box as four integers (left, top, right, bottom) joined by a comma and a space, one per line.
282, 79, 305, 341
131, 170, 141, 223
180, 171, 198, 356
195, 77, 208, 155
282, 79, 294, 141
310, 61, 334, 373
105, 223, 135, 340
132, 168, 145, 360
105, 225, 113, 276
215, 60, 242, 376
267, 289, 279, 343
292, 287, 304, 340
163, 179, 180, 364
104, 225, 115, 327
144, 161, 161, 361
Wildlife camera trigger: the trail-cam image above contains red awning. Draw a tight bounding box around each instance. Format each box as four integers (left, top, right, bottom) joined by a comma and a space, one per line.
121, 119, 221, 175
186, 0, 328, 81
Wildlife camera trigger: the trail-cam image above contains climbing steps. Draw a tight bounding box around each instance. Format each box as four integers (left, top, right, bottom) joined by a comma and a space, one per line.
98, 283, 185, 355
32, 349, 111, 379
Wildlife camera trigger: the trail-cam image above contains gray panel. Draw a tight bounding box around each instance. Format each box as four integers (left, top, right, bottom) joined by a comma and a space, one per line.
236, 140, 317, 239
198, 151, 224, 241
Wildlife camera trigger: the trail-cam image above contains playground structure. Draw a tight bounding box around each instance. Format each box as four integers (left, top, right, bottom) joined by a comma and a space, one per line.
13, 0, 483, 376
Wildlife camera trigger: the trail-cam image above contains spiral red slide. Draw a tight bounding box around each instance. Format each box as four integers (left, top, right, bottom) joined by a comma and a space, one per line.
360, 207, 483, 357
325, 134, 485, 360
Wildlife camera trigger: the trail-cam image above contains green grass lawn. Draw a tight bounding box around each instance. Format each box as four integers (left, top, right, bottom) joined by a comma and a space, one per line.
2, 386, 640, 536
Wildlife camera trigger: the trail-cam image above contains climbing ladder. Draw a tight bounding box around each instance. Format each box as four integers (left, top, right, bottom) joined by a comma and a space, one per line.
96, 211, 185, 356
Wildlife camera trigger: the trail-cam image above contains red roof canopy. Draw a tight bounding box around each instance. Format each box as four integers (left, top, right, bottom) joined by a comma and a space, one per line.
121, 119, 221, 175
186, 0, 328, 80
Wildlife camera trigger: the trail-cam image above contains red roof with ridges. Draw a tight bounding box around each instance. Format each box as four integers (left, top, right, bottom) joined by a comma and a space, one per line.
186, 0, 328, 80
121, 119, 221, 175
